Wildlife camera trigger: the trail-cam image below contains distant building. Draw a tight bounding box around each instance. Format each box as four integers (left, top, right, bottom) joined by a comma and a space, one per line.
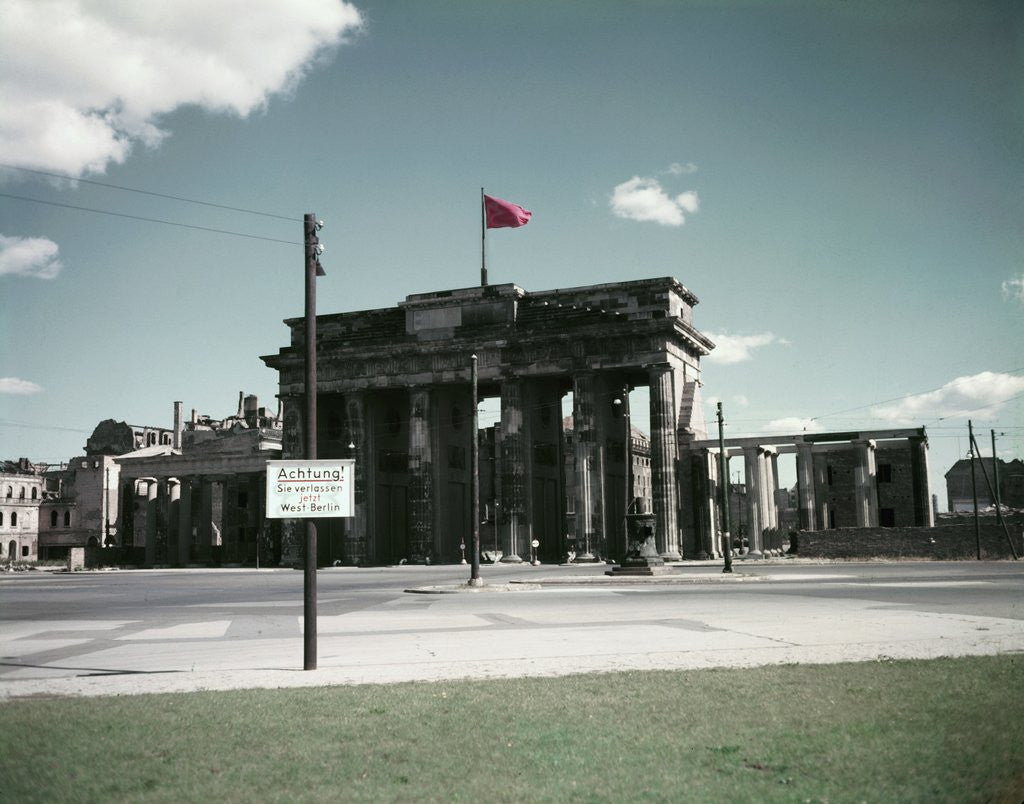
945, 457, 1024, 512
0, 459, 45, 562
36, 419, 172, 560
115, 393, 283, 566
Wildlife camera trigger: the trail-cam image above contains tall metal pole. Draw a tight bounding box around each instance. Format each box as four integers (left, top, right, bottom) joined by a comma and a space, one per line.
717, 402, 733, 573
623, 383, 632, 560
968, 420, 980, 561
470, 354, 482, 585
303, 212, 322, 670
480, 188, 487, 287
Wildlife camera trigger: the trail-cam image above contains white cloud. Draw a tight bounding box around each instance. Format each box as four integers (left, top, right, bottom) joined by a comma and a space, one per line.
870, 371, 1024, 424
0, 0, 363, 177
1001, 274, 1024, 305
732, 394, 750, 408
0, 234, 63, 279
667, 162, 698, 175
763, 417, 825, 434
0, 377, 43, 395
610, 176, 700, 226
704, 332, 787, 364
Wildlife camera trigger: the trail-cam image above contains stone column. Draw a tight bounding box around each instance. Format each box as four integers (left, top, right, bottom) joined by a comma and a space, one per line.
224, 474, 240, 563
813, 452, 830, 529
197, 478, 214, 564
499, 379, 527, 562
758, 450, 774, 553
144, 478, 158, 567
167, 479, 180, 566
648, 365, 681, 561
408, 388, 434, 563
345, 392, 369, 565
693, 449, 716, 559
573, 372, 602, 560
768, 451, 781, 532
796, 444, 817, 530
909, 435, 933, 527
742, 447, 764, 557
177, 477, 193, 565
854, 440, 879, 527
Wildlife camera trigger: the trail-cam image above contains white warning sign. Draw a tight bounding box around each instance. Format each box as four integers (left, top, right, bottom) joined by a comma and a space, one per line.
265, 460, 355, 519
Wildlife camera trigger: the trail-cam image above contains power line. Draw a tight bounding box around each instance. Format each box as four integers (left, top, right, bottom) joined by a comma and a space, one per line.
0, 163, 297, 222
0, 419, 93, 434
0, 193, 302, 246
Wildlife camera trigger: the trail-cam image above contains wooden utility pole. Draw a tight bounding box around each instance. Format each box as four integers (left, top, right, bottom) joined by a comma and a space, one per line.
968, 420, 980, 561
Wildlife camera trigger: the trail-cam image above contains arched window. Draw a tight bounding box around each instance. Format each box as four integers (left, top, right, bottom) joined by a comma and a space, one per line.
63, 511, 71, 528
50, 510, 58, 528
5, 486, 11, 498
11, 512, 17, 527
31, 487, 37, 500
18, 487, 25, 499
0, 512, 4, 526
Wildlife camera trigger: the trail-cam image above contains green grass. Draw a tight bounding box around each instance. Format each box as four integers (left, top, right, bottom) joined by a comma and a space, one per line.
2, 656, 1022, 802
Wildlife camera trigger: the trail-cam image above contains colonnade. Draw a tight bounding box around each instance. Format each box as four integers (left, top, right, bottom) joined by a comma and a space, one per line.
686, 429, 933, 559
124, 473, 269, 566
283, 363, 693, 565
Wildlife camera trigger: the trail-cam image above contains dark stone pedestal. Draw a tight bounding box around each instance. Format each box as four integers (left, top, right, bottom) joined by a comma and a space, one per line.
607, 512, 670, 576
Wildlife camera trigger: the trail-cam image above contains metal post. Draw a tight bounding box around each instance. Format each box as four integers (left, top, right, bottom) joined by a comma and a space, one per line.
303, 212, 322, 670
622, 384, 632, 558
968, 420, 980, 561
717, 403, 733, 573
480, 189, 487, 287
470, 354, 482, 586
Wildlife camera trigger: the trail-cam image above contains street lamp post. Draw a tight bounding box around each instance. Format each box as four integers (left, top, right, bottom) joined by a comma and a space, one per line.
469, 354, 482, 586
614, 384, 633, 560
717, 402, 733, 574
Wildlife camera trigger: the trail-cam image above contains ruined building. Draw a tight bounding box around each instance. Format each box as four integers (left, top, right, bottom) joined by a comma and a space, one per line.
115, 394, 283, 565
262, 278, 712, 565
684, 428, 934, 557
1, 459, 45, 562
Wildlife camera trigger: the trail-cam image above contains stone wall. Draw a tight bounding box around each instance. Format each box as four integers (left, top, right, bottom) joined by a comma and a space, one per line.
796, 515, 1024, 560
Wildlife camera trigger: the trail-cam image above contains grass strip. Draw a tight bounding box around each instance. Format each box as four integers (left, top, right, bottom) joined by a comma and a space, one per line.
2, 655, 1022, 802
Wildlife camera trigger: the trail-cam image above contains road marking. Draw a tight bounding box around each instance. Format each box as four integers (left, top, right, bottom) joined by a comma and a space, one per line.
841, 581, 994, 588
119, 621, 231, 640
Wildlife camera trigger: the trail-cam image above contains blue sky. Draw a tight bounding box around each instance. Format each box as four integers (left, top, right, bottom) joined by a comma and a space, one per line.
1, 0, 1021, 508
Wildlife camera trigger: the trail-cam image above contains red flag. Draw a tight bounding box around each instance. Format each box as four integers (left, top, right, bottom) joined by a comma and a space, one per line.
484, 194, 532, 228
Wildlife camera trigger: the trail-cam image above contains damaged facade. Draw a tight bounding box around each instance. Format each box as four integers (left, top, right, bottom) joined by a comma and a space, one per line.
36, 419, 176, 560
262, 277, 712, 565
114, 394, 283, 566
1, 459, 45, 562
684, 428, 934, 557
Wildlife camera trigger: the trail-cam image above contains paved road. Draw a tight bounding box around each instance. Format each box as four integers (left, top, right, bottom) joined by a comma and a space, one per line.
1, 561, 1021, 699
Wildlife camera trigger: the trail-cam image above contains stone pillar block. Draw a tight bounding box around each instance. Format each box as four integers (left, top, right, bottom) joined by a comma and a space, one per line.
499, 379, 527, 562
742, 447, 764, 557
649, 365, 681, 561
796, 444, 817, 531
572, 372, 603, 560
408, 388, 434, 563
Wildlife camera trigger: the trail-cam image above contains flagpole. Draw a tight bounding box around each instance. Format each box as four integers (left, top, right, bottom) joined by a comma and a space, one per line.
480, 187, 487, 286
